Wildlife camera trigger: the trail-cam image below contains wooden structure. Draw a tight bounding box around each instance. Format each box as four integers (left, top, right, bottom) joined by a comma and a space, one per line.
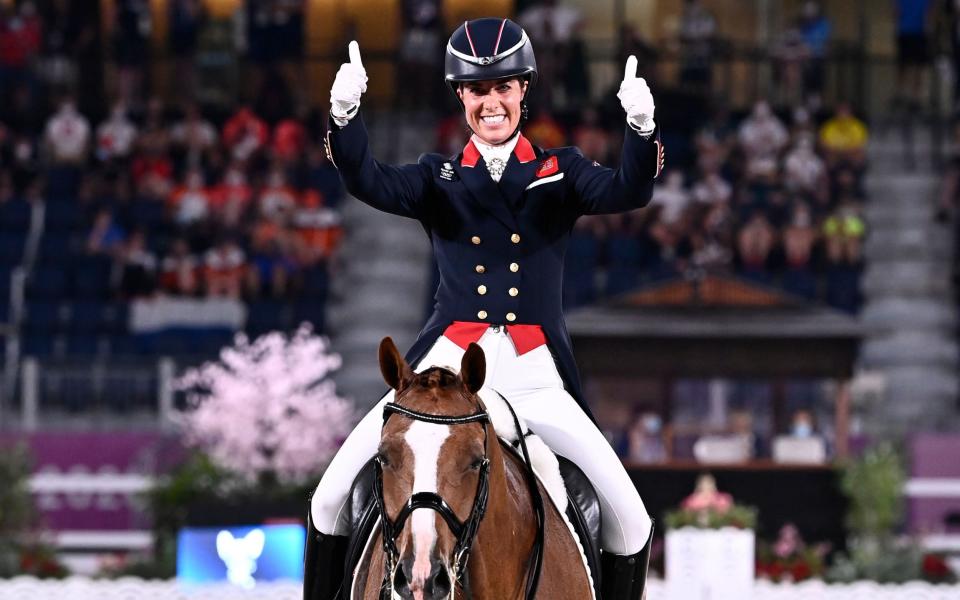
566, 275, 865, 458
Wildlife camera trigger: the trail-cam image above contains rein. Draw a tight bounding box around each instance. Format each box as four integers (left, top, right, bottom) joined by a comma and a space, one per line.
374, 393, 545, 600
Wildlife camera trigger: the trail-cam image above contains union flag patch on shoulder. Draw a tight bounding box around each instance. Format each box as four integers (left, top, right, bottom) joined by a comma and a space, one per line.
535, 156, 559, 178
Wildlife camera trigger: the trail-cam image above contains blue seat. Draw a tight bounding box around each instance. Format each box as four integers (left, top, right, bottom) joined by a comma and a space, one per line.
0, 298, 9, 323
247, 300, 289, 336
27, 266, 69, 299
43, 200, 83, 233
129, 200, 167, 230
0, 198, 31, 232
24, 301, 63, 334
37, 235, 75, 265
45, 166, 82, 198
302, 264, 330, 299
0, 232, 26, 265
66, 334, 101, 356
292, 301, 325, 333
72, 255, 113, 299
22, 333, 55, 357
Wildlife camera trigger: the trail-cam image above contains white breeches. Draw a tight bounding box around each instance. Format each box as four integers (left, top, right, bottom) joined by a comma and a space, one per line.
310, 327, 653, 555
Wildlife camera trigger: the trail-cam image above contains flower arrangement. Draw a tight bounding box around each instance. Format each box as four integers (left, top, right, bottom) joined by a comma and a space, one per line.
175, 324, 354, 487
756, 523, 829, 582
664, 474, 757, 530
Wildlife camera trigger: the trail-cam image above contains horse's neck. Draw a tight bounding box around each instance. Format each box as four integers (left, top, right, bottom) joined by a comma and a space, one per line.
467, 434, 538, 599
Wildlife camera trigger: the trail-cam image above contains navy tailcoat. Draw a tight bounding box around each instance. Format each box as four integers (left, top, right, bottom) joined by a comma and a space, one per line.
326, 114, 663, 418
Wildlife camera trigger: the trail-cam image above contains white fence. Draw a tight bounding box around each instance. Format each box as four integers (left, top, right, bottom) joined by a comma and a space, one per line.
0, 578, 959, 600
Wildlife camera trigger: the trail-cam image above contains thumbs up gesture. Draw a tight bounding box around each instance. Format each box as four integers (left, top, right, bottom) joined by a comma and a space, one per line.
617, 55, 656, 135
330, 41, 368, 126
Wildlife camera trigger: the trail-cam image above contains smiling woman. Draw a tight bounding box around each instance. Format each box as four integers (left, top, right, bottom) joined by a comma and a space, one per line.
457, 78, 529, 146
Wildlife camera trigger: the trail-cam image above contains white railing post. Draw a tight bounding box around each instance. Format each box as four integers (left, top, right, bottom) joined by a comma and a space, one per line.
157, 357, 175, 429
21, 357, 38, 431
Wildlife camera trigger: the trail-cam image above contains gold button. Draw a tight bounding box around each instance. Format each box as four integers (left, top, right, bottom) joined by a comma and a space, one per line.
511, 233, 520, 244
506, 312, 517, 322
471, 236, 481, 245
477, 310, 488, 320
509, 262, 519, 272
509, 287, 519, 297
477, 285, 487, 295
475, 264, 486, 274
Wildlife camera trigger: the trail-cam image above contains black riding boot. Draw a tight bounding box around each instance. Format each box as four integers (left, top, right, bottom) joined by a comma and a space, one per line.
600, 525, 653, 600
303, 509, 349, 600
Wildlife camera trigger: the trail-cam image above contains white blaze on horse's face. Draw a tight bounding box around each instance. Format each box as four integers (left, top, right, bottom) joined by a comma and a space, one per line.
404, 420, 452, 596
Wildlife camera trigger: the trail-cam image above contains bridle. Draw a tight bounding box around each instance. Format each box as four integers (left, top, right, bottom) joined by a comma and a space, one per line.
373, 387, 544, 600
374, 402, 491, 593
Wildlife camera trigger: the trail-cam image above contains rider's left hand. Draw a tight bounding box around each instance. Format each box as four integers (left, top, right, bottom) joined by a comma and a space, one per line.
617, 55, 656, 136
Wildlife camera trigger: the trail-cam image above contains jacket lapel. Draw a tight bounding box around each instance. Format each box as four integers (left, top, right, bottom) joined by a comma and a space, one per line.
498, 135, 540, 209
454, 139, 518, 231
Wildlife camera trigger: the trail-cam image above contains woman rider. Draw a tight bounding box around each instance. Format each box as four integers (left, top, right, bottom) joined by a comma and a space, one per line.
306, 17, 663, 600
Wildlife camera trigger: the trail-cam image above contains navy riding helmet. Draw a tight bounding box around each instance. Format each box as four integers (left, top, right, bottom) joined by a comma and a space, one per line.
445, 17, 538, 115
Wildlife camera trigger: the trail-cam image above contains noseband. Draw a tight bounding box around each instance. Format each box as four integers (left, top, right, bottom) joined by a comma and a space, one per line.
374, 402, 492, 587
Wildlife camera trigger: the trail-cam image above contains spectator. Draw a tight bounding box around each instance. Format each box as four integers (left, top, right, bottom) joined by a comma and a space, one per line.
86, 208, 126, 256
96, 102, 138, 164
117, 229, 157, 298
292, 190, 343, 266
572, 107, 612, 165
782, 202, 818, 300
130, 138, 174, 200
169, 103, 217, 170
518, 0, 583, 109
168, 167, 210, 226
737, 211, 777, 283
211, 164, 253, 229
271, 113, 307, 165
398, 0, 443, 110
626, 411, 667, 463
650, 170, 691, 226
784, 132, 828, 203
798, 1, 831, 106
43, 97, 91, 165
258, 168, 297, 223
690, 200, 734, 272
676, 0, 717, 91
738, 101, 789, 183
222, 105, 268, 162
894, 0, 933, 110
159, 237, 199, 295
692, 169, 732, 207
524, 108, 566, 150
823, 201, 866, 265
168, 0, 205, 99
248, 216, 295, 297
203, 238, 246, 298
0, 2, 42, 100
112, 0, 152, 104
818, 102, 868, 168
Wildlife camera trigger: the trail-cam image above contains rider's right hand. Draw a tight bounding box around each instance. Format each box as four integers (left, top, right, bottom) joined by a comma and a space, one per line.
330, 40, 368, 126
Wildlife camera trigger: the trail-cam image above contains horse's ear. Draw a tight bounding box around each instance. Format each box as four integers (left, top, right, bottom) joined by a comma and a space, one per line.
460, 343, 486, 394
379, 337, 412, 391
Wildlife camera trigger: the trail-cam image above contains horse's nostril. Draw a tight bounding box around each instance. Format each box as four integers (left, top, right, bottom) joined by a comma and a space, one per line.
427, 562, 452, 598
393, 559, 414, 599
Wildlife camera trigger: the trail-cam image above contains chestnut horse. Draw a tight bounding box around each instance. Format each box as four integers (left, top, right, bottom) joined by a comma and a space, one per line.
353, 337, 593, 600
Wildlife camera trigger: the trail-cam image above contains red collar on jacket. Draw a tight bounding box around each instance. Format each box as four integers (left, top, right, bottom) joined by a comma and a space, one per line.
461, 134, 536, 167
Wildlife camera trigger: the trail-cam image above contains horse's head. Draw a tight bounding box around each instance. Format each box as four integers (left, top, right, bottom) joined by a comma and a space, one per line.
376, 336, 488, 600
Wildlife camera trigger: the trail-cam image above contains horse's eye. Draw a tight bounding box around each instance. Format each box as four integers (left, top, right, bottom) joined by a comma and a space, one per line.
377, 453, 391, 468
470, 457, 486, 471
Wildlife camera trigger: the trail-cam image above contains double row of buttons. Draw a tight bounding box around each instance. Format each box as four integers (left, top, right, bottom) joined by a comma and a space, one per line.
473, 233, 521, 323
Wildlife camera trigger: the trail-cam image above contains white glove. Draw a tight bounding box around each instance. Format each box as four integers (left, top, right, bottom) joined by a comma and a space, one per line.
617, 55, 656, 136
330, 41, 368, 127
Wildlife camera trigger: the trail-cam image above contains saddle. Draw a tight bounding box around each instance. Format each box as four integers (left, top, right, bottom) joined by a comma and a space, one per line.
340, 444, 603, 599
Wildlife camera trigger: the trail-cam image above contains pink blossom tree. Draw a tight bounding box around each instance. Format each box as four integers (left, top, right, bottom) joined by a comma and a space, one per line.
176, 324, 354, 487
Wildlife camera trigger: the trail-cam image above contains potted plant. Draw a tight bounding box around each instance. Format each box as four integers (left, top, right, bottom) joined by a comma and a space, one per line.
755, 523, 829, 582
664, 474, 758, 600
